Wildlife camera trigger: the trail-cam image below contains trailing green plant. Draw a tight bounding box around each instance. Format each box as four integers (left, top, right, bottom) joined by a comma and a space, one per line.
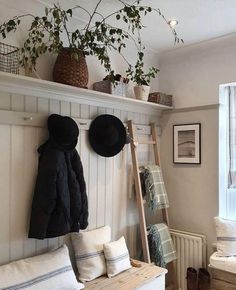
126, 52, 159, 86
0, 0, 183, 83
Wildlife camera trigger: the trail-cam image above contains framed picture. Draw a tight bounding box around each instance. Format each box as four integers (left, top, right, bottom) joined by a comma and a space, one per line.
173, 123, 201, 164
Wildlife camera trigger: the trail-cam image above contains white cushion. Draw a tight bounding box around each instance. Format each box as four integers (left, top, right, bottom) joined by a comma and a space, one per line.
0, 245, 84, 290
103, 236, 131, 278
214, 216, 236, 256
210, 252, 236, 274
71, 226, 111, 282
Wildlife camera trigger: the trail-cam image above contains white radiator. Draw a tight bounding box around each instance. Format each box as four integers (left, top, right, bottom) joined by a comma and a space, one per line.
170, 229, 207, 290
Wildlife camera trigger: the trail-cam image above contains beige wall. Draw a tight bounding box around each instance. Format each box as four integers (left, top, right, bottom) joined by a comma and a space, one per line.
161, 107, 219, 257
158, 34, 236, 259
159, 34, 236, 108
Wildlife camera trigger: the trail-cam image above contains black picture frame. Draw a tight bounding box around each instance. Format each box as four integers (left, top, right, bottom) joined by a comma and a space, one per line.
173, 123, 201, 164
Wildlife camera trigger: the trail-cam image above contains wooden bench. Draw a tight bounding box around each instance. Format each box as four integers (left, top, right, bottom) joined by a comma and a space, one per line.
209, 266, 236, 290
84, 260, 167, 290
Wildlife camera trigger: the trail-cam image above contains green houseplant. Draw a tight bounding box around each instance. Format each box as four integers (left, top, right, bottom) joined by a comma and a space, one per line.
126, 52, 159, 100
0, 0, 182, 89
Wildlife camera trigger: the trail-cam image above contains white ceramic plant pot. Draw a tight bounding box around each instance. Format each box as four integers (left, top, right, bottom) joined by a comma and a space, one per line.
134, 85, 150, 101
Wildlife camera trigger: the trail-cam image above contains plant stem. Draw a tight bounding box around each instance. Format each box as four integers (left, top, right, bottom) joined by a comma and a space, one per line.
152, 8, 183, 44
85, 0, 103, 32
73, 5, 92, 18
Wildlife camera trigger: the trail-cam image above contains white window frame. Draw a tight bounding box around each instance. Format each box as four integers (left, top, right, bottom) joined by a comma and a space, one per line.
219, 84, 236, 220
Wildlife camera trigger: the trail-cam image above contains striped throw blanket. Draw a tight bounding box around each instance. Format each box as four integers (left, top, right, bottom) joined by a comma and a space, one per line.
148, 223, 177, 268
142, 165, 169, 210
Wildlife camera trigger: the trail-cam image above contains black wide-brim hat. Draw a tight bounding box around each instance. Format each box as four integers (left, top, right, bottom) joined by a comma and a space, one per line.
89, 114, 126, 157
47, 114, 79, 150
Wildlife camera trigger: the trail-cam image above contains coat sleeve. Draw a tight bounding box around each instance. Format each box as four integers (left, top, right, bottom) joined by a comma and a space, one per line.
28, 151, 58, 239
72, 150, 88, 230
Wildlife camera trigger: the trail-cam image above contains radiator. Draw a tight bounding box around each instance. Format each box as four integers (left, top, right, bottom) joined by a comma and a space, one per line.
170, 229, 207, 290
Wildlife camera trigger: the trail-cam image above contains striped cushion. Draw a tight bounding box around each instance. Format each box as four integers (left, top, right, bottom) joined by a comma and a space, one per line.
214, 216, 236, 256
103, 236, 131, 278
71, 226, 111, 282
0, 245, 84, 290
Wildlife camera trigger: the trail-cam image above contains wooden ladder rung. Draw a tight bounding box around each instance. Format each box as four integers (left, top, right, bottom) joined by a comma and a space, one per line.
137, 139, 156, 145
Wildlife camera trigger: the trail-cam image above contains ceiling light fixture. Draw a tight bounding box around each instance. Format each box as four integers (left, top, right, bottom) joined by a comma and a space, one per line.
168, 19, 178, 27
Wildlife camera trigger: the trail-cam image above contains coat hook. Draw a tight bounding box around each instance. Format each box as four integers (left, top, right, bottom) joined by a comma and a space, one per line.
133, 141, 138, 147
23, 116, 33, 121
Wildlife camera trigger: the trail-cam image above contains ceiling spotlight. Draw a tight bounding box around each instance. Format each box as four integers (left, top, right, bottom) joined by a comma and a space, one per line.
168, 19, 178, 27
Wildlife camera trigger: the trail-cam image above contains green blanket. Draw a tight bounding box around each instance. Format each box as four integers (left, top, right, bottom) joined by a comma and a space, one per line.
142, 165, 169, 210
148, 223, 177, 268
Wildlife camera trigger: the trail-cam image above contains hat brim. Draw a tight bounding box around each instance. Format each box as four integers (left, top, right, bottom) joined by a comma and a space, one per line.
52, 138, 78, 151
89, 114, 126, 157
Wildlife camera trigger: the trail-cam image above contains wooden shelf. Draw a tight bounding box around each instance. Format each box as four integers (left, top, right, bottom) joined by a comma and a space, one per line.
0, 71, 172, 115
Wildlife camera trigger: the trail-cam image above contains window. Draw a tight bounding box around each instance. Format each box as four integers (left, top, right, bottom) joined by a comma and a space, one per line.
219, 85, 236, 220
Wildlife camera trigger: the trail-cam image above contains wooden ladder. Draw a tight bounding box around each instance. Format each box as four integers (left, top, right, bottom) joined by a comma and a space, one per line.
127, 120, 177, 290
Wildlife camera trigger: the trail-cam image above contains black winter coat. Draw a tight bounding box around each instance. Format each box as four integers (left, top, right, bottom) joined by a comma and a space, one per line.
28, 140, 88, 239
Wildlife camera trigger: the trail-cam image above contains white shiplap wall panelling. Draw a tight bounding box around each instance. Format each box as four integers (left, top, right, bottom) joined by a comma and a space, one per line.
0, 91, 11, 109
112, 109, 123, 240
104, 107, 114, 231
87, 106, 98, 231
97, 107, 106, 229
37, 97, 49, 113
11, 94, 25, 112
34, 128, 47, 254
25, 96, 37, 113
0, 91, 160, 265
49, 99, 60, 114
11, 125, 25, 261
0, 125, 10, 265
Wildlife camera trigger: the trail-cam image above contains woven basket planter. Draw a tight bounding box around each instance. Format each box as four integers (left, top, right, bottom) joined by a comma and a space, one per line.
53, 48, 88, 88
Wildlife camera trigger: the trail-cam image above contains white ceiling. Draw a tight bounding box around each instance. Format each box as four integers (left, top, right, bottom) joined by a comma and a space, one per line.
1, 0, 236, 52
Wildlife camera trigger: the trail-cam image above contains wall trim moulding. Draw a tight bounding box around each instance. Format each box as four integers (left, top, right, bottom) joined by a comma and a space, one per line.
0, 72, 172, 115
163, 104, 219, 114
0, 109, 161, 135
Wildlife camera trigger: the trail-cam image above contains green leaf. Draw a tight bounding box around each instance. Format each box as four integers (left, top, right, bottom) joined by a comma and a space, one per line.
8, 20, 15, 26
67, 9, 72, 16
53, 10, 59, 19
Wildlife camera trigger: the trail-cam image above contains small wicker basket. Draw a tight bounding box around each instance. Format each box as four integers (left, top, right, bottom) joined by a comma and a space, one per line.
148, 92, 173, 106
0, 42, 20, 74
93, 80, 128, 97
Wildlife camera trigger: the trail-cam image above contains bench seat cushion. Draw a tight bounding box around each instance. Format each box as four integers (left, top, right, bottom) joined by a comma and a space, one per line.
210, 252, 236, 274
0, 245, 84, 290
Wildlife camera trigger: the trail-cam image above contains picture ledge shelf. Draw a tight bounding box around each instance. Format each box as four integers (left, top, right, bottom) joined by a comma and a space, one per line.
0, 71, 172, 115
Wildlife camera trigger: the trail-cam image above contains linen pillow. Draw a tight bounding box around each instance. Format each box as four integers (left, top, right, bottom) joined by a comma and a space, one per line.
214, 216, 236, 256
0, 245, 84, 290
103, 236, 131, 278
71, 225, 111, 282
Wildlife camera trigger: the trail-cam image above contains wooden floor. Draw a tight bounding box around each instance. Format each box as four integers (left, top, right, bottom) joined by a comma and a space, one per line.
84, 260, 167, 290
